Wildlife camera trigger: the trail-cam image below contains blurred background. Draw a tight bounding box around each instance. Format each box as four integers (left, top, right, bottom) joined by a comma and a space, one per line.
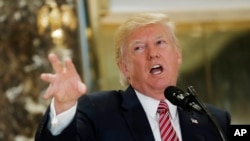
0, 0, 250, 140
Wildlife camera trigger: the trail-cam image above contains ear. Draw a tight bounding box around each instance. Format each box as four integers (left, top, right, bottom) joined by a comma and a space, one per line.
117, 61, 129, 78
176, 47, 182, 65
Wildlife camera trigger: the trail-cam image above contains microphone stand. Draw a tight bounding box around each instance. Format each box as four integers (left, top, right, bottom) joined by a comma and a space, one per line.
187, 86, 227, 141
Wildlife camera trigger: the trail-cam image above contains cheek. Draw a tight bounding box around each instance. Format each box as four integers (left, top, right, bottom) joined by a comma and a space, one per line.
164, 53, 180, 72
123, 51, 148, 74
126, 60, 143, 77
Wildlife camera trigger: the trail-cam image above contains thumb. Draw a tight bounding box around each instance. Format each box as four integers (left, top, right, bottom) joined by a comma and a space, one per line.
42, 85, 54, 99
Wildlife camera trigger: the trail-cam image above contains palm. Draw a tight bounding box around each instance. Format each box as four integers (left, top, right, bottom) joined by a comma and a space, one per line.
41, 53, 87, 112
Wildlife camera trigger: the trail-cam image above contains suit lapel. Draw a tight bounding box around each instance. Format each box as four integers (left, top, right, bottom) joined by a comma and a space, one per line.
120, 86, 155, 141
178, 108, 206, 141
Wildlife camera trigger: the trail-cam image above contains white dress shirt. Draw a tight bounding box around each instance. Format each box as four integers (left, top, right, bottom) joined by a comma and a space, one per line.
135, 90, 182, 141
48, 91, 182, 141
49, 98, 77, 135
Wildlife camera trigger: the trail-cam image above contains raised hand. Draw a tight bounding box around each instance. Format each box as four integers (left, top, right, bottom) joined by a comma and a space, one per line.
40, 53, 87, 114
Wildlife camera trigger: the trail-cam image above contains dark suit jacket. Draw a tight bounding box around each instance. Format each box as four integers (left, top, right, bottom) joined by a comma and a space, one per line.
35, 85, 231, 141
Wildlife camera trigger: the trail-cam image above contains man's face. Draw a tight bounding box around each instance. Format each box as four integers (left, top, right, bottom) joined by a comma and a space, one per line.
119, 23, 182, 98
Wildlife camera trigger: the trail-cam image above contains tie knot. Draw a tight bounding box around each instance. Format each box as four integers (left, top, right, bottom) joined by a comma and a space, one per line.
157, 101, 169, 114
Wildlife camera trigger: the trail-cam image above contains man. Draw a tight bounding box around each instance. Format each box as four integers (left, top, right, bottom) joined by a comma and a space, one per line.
35, 13, 230, 141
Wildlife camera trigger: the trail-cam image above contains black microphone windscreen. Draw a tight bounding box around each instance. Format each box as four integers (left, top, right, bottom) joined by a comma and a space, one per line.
164, 86, 184, 105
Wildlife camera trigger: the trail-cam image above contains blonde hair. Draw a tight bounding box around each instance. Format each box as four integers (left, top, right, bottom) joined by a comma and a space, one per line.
114, 13, 178, 86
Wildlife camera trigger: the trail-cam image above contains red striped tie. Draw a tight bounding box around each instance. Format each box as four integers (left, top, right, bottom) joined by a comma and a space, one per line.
158, 101, 179, 141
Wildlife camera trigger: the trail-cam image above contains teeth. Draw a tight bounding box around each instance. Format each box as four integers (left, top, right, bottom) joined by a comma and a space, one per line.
152, 64, 160, 68
153, 71, 161, 74
150, 64, 163, 75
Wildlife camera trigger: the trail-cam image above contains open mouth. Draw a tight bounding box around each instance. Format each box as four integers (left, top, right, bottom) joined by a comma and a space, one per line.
150, 64, 163, 75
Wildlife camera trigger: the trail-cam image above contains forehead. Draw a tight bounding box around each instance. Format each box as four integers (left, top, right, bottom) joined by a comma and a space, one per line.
126, 23, 170, 43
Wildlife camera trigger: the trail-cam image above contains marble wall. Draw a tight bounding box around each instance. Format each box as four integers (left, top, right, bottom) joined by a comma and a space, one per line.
0, 0, 82, 140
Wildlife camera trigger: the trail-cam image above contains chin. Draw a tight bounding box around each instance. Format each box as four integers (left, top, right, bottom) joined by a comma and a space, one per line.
151, 82, 168, 90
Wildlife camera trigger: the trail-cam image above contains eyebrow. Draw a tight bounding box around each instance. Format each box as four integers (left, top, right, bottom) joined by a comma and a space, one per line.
129, 40, 144, 47
128, 34, 165, 47
155, 35, 164, 40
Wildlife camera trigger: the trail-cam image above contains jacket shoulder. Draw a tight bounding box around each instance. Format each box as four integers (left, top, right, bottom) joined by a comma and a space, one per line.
77, 90, 124, 111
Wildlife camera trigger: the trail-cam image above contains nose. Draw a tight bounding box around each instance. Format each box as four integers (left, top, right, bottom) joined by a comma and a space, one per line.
147, 46, 159, 60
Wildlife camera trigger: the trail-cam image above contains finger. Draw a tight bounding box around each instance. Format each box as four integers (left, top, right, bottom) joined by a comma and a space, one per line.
40, 73, 56, 83
64, 57, 78, 74
77, 81, 87, 94
48, 53, 64, 73
43, 84, 54, 99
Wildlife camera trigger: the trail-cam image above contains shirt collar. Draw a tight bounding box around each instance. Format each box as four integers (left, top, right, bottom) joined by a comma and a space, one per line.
135, 89, 178, 120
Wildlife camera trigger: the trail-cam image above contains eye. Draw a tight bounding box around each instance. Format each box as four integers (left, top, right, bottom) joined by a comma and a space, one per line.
133, 44, 145, 52
156, 40, 165, 45
156, 39, 167, 47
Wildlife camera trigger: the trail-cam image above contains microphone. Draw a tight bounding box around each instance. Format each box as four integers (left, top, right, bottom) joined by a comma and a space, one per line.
164, 86, 205, 114
164, 86, 226, 141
